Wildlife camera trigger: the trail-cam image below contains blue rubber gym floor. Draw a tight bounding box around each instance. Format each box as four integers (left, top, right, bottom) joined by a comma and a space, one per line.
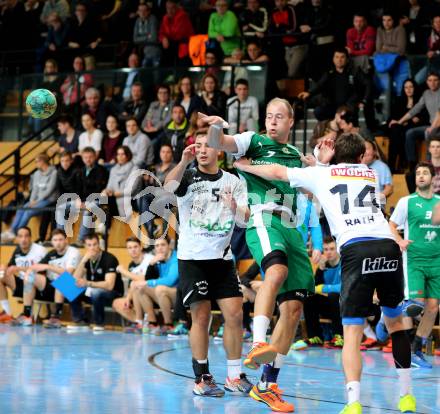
0, 325, 438, 413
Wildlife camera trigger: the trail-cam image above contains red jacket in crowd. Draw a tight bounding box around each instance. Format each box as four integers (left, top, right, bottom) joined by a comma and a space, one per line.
159, 7, 194, 58
346, 26, 376, 56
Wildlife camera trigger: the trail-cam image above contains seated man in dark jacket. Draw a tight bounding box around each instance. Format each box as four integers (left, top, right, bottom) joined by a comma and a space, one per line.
298, 48, 374, 130
75, 147, 108, 245
156, 104, 188, 162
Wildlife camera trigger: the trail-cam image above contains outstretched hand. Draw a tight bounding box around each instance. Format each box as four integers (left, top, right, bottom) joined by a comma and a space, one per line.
198, 112, 229, 128
317, 138, 335, 165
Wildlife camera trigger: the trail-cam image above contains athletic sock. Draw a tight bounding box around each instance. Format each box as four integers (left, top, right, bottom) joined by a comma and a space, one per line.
412, 335, 425, 353
259, 353, 285, 387
396, 369, 412, 397
346, 381, 360, 404
363, 324, 377, 341
405, 329, 415, 343
192, 358, 209, 380
24, 306, 32, 317
55, 303, 63, 317
227, 359, 242, 379
253, 315, 270, 344
1, 300, 10, 315
391, 331, 412, 396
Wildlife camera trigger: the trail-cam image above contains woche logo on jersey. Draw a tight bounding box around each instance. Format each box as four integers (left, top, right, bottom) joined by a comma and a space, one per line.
331, 167, 376, 182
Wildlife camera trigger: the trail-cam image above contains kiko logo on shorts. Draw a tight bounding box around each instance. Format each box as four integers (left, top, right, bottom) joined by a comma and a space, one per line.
361, 257, 398, 274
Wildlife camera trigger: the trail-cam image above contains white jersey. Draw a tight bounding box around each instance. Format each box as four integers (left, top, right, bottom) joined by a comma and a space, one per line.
287, 163, 394, 250
175, 167, 247, 260
8, 243, 47, 279
128, 253, 153, 276
41, 246, 81, 281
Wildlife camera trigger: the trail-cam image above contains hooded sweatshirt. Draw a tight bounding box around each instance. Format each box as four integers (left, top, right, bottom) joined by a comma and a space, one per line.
30, 165, 59, 202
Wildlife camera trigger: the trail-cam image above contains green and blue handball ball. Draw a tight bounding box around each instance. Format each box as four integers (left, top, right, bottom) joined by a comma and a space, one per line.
26, 88, 57, 119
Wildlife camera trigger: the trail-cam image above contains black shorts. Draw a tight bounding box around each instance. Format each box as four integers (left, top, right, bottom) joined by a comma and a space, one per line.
340, 238, 404, 318
12, 275, 55, 302
178, 259, 242, 307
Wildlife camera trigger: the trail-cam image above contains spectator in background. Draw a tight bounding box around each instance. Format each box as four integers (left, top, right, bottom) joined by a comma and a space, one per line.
74, 147, 108, 244
42, 13, 70, 67
0, 0, 26, 51
199, 73, 227, 117
362, 140, 393, 206
1, 154, 58, 243
208, 0, 241, 57
82, 87, 115, 131
40, 0, 70, 24
390, 73, 440, 169
387, 79, 426, 173
239, 0, 268, 40
118, 82, 148, 125
136, 143, 176, 238
293, 237, 342, 350
99, 115, 123, 166
142, 84, 174, 140
374, 12, 408, 95
429, 137, 440, 194
24, 0, 44, 49
175, 76, 203, 119
60, 55, 93, 107
158, 105, 189, 162
241, 40, 269, 64
298, 48, 372, 128
269, 0, 304, 79
227, 78, 259, 135
296, 192, 322, 265
78, 113, 103, 156
131, 238, 179, 335
66, 2, 101, 53
415, 15, 440, 85
71, 233, 123, 331
55, 151, 79, 231
133, 2, 161, 67
400, 0, 428, 54
123, 117, 154, 167
101, 145, 137, 223
185, 111, 208, 148
159, 0, 194, 66
114, 52, 141, 102
346, 13, 376, 74
300, 0, 335, 81
204, 50, 222, 77
56, 114, 80, 156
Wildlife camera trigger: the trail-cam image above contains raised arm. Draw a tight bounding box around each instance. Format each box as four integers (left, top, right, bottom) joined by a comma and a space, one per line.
233, 158, 289, 181
164, 144, 196, 192
198, 113, 239, 153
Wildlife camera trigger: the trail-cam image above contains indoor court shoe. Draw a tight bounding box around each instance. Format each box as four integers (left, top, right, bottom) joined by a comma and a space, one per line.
214, 325, 224, 341
124, 323, 142, 334
398, 394, 416, 413
360, 338, 380, 351
435, 348, 440, 357
411, 351, 432, 368
10, 314, 32, 326
249, 383, 294, 412
244, 342, 277, 369
375, 317, 389, 342
339, 402, 362, 414
324, 335, 344, 349
291, 339, 308, 351
66, 321, 89, 331
224, 373, 253, 395
43, 316, 61, 329
167, 323, 189, 337
193, 374, 225, 397
402, 300, 424, 318
382, 339, 392, 353
92, 325, 105, 332
0, 311, 13, 324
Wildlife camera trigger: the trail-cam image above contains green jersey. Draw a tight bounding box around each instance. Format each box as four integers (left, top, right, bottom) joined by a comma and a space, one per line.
233, 131, 303, 218
390, 193, 440, 262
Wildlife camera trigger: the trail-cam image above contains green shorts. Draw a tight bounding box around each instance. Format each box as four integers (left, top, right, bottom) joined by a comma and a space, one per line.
246, 211, 314, 299
407, 260, 440, 299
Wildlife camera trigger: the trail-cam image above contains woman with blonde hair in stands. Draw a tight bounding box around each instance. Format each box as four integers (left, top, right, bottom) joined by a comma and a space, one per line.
199, 73, 227, 117
78, 113, 103, 157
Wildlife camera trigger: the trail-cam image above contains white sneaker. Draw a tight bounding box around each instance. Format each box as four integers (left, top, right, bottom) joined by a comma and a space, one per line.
93, 325, 105, 332
66, 322, 89, 331
1, 230, 15, 243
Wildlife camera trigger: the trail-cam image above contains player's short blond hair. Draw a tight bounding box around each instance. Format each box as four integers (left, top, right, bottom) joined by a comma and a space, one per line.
266, 98, 294, 119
